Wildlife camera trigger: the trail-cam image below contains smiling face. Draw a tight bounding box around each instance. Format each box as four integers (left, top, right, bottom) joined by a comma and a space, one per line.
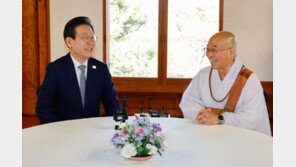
206, 32, 236, 72
66, 24, 95, 63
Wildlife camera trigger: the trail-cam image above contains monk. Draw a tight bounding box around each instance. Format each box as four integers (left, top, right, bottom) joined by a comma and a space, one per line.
179, 31, 271, 135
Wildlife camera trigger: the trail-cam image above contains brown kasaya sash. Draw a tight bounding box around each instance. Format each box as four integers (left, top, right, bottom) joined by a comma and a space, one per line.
210, 67, 253, 115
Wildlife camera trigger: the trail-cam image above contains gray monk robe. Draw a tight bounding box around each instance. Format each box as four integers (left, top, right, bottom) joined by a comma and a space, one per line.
179, 56, 271, 135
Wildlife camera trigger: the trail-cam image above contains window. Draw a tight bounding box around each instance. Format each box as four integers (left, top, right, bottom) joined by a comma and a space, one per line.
104, 0, 222, 84
167, 0, 219, 78
108, 0, 159, 78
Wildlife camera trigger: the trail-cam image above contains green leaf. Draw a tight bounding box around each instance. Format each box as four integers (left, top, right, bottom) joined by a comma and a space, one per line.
137, 147, 150, 157
157, 150, 162, 156
117, 144, 125, 148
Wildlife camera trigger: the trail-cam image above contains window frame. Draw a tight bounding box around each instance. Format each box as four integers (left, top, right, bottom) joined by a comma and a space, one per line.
103, 0, 223, 87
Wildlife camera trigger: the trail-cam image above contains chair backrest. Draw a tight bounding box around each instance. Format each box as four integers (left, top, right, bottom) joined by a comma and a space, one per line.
263, 90, 268, 103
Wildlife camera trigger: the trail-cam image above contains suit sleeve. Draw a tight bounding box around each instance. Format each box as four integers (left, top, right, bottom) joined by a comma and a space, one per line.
101, 65, 120, 116
36, 64, 59, 124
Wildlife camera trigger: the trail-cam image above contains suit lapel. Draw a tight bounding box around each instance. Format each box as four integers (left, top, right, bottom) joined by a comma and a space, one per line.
63, 54, 84, 110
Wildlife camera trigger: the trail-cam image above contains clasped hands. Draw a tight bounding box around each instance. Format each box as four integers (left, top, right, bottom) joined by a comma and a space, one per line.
196, 108, 219, 125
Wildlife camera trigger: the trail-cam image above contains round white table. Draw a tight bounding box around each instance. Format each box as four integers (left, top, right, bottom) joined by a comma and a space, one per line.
23, 117, 272, 167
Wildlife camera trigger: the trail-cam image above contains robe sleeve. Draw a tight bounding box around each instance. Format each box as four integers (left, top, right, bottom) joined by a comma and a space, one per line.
222, 74, 271, 135
179, 73, 206, 119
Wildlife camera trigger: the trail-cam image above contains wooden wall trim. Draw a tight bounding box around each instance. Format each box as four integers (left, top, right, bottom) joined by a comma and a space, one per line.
219, 0, 224, 31
23, 81, 273, 131
103, 0, 107, 63
23, 0, 50, 115
23, 0, 40, 115
159, 0, 168, 84
115, 81, 273, 94
37, 0, 50, 84
114, 84, 187, 93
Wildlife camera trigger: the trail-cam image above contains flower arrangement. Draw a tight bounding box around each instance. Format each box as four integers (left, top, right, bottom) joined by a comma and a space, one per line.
111, 114, 167, 159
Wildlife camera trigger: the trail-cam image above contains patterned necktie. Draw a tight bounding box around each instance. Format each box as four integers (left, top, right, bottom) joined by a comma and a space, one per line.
78, 65, 86, 107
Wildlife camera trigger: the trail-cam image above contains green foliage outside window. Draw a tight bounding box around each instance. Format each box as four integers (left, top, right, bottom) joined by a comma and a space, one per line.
109, 0, 158, 77
108, 0, 219, 78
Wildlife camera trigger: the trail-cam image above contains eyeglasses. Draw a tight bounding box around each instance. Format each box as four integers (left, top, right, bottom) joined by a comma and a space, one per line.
76, 35, 97, 43
203, 47, 232, 54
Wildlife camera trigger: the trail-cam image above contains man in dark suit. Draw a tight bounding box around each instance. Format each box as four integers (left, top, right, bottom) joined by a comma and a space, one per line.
36, 16, 120, 124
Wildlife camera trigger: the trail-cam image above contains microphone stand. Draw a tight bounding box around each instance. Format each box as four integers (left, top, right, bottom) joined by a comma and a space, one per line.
113, 96, 129, 130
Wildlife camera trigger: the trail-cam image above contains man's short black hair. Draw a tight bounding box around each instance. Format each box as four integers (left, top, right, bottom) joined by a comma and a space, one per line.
63, 16, 95, 40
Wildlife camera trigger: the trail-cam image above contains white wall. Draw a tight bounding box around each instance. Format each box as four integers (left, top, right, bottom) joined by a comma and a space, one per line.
50, 0, 103, 62
50, 0, 273, 81
223, 0, 273, 81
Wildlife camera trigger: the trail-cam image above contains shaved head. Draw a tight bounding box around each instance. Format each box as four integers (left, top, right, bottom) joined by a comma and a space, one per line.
206, 31, 237, 79
209, 31, 236, 49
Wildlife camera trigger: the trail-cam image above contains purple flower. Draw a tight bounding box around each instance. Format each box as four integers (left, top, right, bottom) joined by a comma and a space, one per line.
149, 138, 155, 144
152, 123, 162, 132
111, 117, 166, 156
114, 137, 124, 145
111, 133, 119, 143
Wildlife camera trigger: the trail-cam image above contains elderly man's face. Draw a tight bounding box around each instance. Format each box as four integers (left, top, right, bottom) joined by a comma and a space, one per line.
206, 36, 234, 71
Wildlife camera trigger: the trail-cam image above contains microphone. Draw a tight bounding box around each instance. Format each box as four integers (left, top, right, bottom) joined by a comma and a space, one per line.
148, 106, 170, 117
113, 96, 129, 129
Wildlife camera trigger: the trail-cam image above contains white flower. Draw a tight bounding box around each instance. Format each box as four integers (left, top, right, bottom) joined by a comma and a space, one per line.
119, 123, 126, 129
146, 144, 158, 155
121, 143, 137, 158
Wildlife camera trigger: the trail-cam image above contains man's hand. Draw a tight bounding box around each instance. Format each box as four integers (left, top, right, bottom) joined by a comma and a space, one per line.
196, 108, 219, 125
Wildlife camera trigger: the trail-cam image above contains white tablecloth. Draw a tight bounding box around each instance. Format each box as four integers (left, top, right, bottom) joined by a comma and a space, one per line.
23, 117, 272, 167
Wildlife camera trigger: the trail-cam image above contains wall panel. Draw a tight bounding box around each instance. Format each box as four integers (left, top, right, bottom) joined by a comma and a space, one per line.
23, 83, 273, 133
22, 0, 49, 116
22, 0, 39, 115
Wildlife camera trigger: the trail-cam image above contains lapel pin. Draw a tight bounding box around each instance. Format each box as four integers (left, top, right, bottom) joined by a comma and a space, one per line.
92, 65, 96, 69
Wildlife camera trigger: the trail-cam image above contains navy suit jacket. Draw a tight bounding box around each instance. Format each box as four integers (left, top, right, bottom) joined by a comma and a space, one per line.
36, 53, 120, 124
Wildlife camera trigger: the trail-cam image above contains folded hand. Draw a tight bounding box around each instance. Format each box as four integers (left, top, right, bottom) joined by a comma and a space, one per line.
196, 108, 219, 125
